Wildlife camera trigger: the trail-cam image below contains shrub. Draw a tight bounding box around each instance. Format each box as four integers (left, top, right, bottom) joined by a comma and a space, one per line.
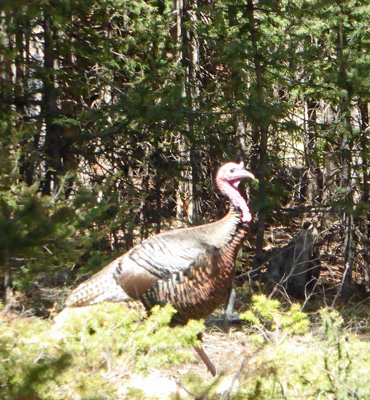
0, 303, 203, 399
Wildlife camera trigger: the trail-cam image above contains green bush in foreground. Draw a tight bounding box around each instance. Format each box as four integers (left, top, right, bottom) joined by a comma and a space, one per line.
233, 307, 370, 400
240, 294, 310, 339
0, 303, 203, 400
2, 297, 370, 400
181, 298, 370, 400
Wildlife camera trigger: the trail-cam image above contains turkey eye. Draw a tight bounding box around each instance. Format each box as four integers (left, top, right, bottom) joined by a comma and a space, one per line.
230, 168, 235, 173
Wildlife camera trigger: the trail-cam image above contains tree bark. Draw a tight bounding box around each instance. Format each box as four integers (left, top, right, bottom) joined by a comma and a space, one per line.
41, 10, 64, 195
246, 0, 268, 266
336, 21, 354, 296
359, 100, 370, 281
359, 101, 369, 205
305, 100, 320, 204
176, 0, 201, 224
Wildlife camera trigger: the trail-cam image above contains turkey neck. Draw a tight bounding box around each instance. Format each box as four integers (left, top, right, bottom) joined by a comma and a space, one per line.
216, 179, 251, 223
215, 206, 248, 260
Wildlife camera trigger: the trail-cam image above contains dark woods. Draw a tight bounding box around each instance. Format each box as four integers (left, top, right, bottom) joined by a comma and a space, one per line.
1, 0, 369, 311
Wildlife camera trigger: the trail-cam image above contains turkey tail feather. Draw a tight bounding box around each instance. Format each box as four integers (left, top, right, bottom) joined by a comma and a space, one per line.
65, 262, 130, 307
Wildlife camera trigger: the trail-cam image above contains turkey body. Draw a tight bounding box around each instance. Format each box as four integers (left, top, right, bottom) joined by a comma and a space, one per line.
64, 161, 254, 374
66, 207, 248, 325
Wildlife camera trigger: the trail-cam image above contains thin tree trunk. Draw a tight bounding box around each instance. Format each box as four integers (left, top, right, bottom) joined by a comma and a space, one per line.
175, 0, 188, 226
359, 101, 369, 205
359, 101, 370, 279
140, 142, 151, 238
246, 0, 268, 266
336, 22, 354, 296
17, 19, 37, 186
41, 10, 63, 195
176, 0, 200, 225
152, 137, 162, 235
305, 100, 320, 204
126, 160, 136, 248
4, 268, 12, 306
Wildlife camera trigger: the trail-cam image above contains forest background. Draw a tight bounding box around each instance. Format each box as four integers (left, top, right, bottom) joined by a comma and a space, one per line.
1, 0, 369, 307
2, 0, 370, 398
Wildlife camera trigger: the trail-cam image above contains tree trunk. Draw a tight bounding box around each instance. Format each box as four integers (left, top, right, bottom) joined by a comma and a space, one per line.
139, 143, 151, 238
359, 100, 370, 280
336, 22, 354, 296
305, 100, 320, 204
359, 101, 369, 205
176, 0, 201, 225
246, 0, 268, 266
41, 10, 64, 195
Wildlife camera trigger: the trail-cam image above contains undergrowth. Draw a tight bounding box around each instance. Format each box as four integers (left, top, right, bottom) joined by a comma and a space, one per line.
178, 296, 370, 400
0, 303, 203, 400
2, 297, 370, 399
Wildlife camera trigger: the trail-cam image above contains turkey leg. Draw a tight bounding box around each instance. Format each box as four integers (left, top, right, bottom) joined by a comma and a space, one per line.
193, 345, 216, 376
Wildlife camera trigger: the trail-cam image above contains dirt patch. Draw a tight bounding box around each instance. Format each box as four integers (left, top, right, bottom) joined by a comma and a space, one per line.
160, 329, 254, 379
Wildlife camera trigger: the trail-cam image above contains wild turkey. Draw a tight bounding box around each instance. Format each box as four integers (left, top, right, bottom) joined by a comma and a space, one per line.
64, 161, 255, 375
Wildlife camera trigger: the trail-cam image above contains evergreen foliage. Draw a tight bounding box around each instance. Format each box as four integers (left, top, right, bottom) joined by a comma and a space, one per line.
0, 303, 203, 399
240, 294, 310, 337
1, 0, 370, 396
1, 0, 369, 297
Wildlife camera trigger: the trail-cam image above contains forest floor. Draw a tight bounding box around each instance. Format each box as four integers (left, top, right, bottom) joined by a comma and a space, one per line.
120, 329, 255, 398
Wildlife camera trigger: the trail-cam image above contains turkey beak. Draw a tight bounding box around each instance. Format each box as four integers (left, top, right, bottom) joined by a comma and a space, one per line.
242, 170, 255, 181
238, 162, 255, 181
232, 170, 255, 189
